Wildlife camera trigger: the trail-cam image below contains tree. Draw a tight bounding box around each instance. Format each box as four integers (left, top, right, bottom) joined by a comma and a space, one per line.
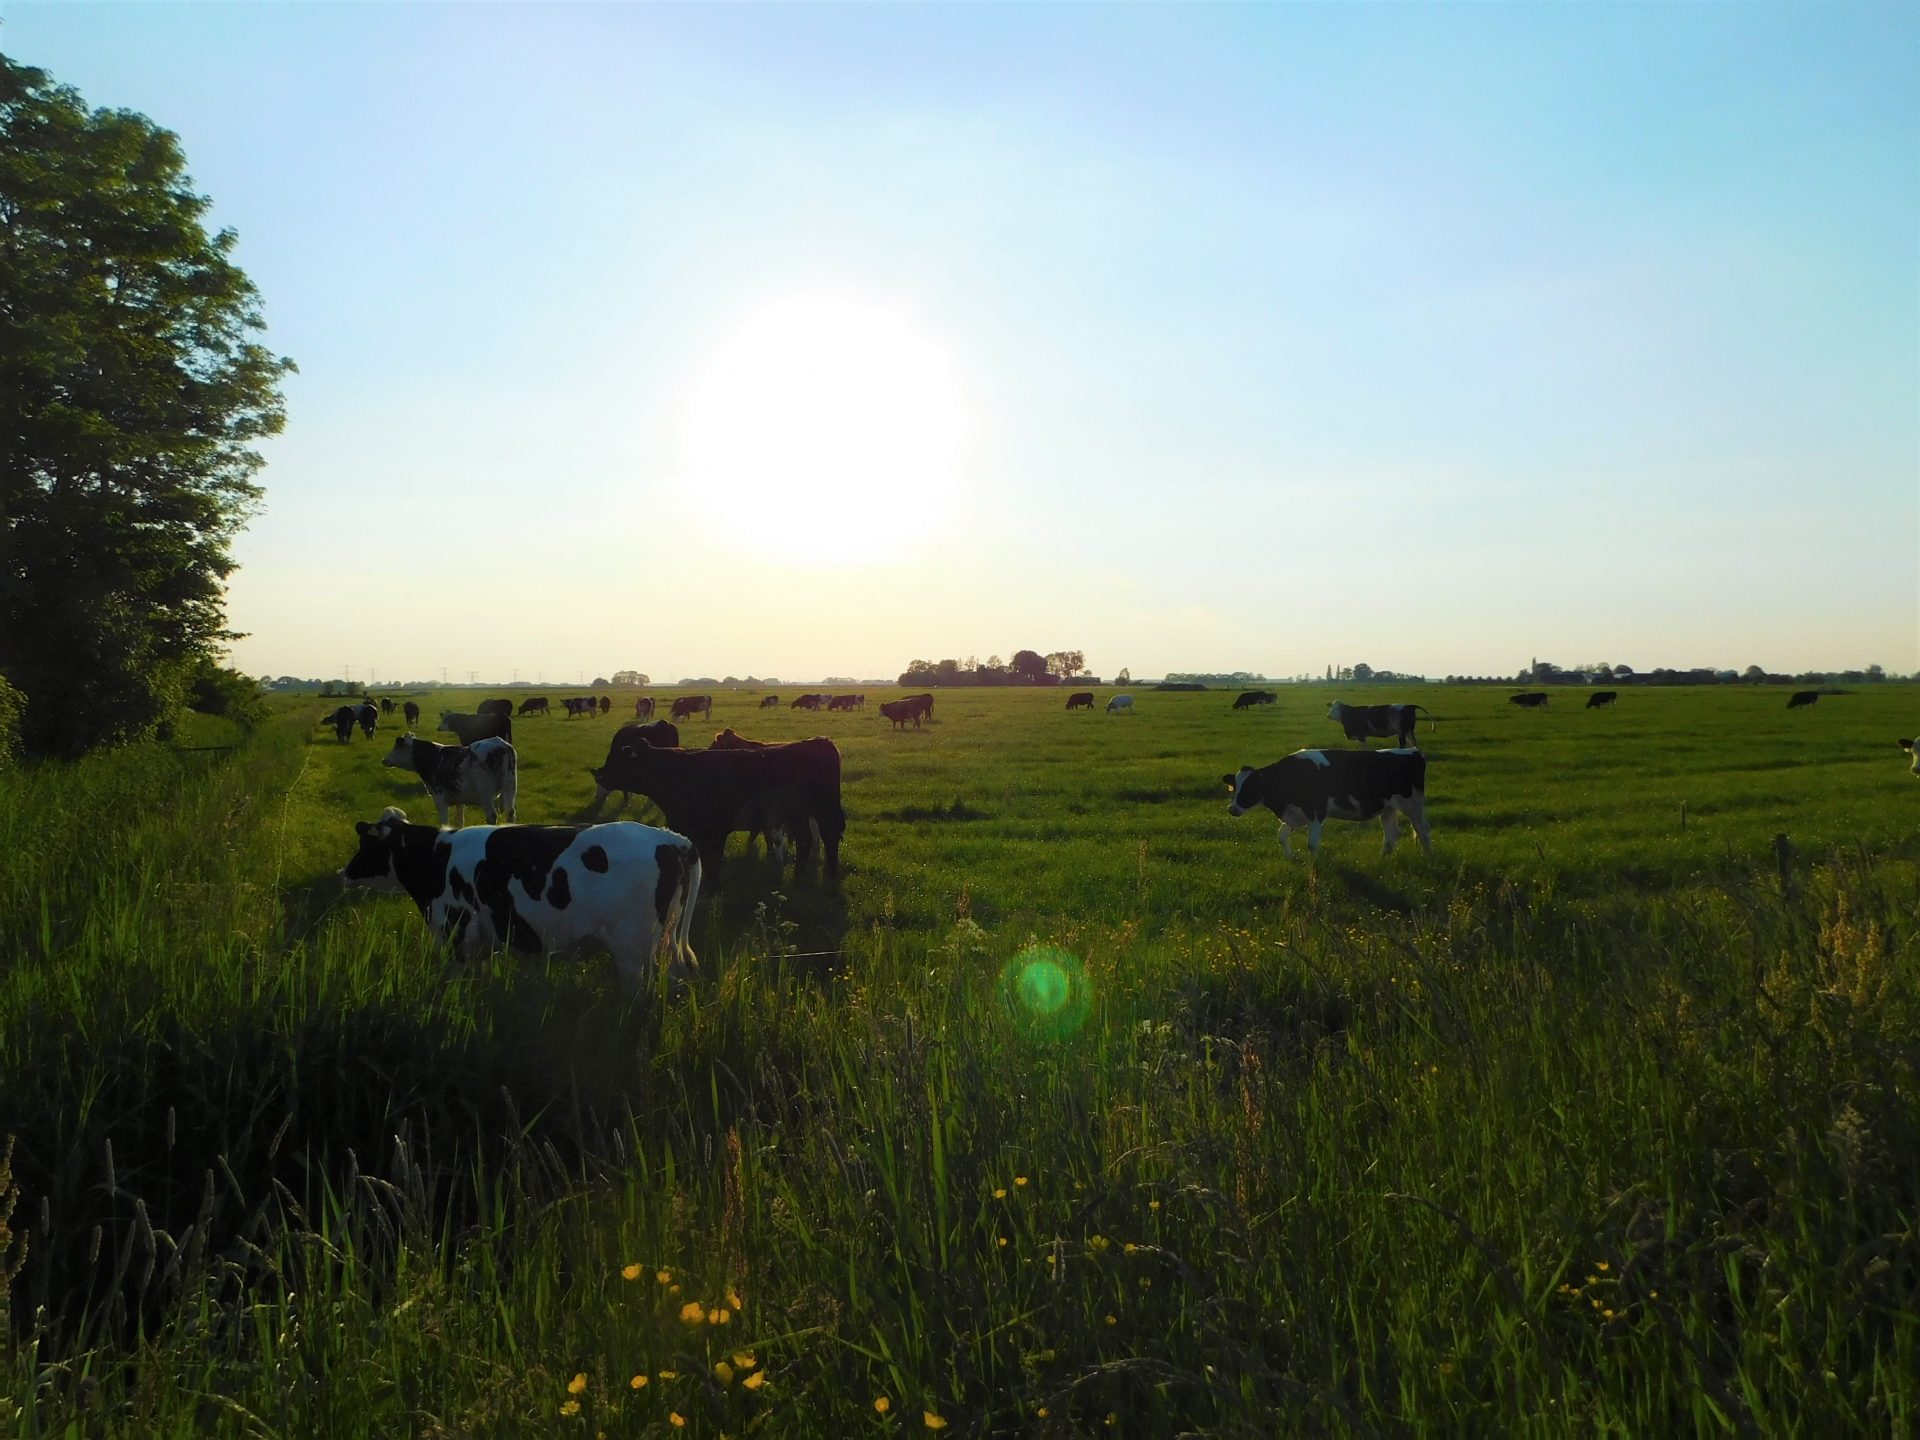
1045, 650, 1086, 679
1009, 650, 1048, 682
610, 670, 649, 686
1352, 662, 1374, 682
1115, 667, 1130, 684
0, 58, 293, 755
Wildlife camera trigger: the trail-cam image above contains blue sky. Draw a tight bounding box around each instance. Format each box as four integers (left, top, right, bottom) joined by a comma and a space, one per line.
5, 2, 1914, 682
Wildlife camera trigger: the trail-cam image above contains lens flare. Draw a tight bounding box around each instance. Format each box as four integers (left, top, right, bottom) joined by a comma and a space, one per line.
999, 945, 1092, 1041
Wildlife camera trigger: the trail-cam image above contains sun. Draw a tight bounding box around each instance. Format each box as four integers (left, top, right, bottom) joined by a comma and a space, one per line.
680, 295, 970, 561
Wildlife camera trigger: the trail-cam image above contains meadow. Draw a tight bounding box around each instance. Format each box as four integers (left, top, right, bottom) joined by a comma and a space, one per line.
2, 682, 1917, 1436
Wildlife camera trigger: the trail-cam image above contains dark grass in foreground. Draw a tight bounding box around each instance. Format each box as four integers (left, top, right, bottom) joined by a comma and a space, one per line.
2, 688, 1918, 1435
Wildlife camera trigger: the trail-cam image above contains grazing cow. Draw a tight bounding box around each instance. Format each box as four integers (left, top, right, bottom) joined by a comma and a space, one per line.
634, 696, 656, 719
1327, 700, 1427, 746
792, 693, 825, 711
599, 696, 611, 715
1788, 690, 1821, 710
587, 736, 846, 873
759, 695, 780, 709
827, 694, 859, 712
477, 698, 513, 720
1586, 690, 1619, 710
1106, 695, 1134, 714
671, 695, 713, 722
438, 710, 513, 746
404, 701, 421, 728
380, 697, 395, 715
595, 721, 680, 772
1898, 738, 1919, 777
382, 734, 518, 828
563, 697, 597, 719
1066, 692, 1095, 711
339, 808, 701, 994
1510, 692, 1550, 709
1224, 748, 1431, 858
880, 694, 935, 729
518, 697, 551, 717
710, 727, 772, 750
357, 702, 379, 737
327, 705, 359, 743
1233, 691, 1278, 711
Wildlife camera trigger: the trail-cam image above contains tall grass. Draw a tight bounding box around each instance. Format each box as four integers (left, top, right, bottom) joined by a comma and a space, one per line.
2, 697, 1916, 1435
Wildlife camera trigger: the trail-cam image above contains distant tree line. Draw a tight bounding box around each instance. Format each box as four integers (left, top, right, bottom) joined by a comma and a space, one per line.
1439, 661, 1911, 686
897, 649, 1093, 687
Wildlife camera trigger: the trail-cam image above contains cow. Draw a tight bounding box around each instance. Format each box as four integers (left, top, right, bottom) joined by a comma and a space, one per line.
595, 722, 680, 773
1586, 690, 1619, 710
519, 697, 552, 717
759, 695, 780, 709
1899, 738, 1919, 777
404, 701, 421, 728
1106, 695, 1134, 714
1066, 692, 1095, 711
1224, 748, 1431, 859
880, 694, 934, 729
327, 705, 359, 743
634, 696, 656, 719
382, 734, 518, 828
1327, 701, 1427, 746
438, 710, 513, 746
1510, 692, 1550, 709
477, 698, 513, 720
710, 728, 772, 750
792, 693, 825, 711
1788, 690, 1821, 710
827, 695, 859, 712
339, 808, 701, 995
1233, 691, 1278, 711
586, 736, 846, 874
671, 695, 713, 722
380, 697, 395, 715
357, 702, 379, 737
599, 696, 612, 715
563, 697, 597, 719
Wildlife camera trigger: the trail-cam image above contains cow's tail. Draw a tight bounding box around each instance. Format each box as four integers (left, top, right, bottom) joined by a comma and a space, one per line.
1418, 704, 1439, 731
669, 847, 702, 976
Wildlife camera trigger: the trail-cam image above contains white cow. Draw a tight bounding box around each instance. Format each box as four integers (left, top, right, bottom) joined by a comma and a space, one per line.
339, 808, 702, 993
382, 734, 517, 828
1900, 736, 1919, 777
1106, 694, 1135, 714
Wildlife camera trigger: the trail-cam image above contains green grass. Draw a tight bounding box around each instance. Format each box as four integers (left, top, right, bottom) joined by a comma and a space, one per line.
3, 683, 1917, 1435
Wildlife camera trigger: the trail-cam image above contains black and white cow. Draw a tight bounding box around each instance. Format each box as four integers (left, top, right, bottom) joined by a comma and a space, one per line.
380, 697, 395, 715
382, 734, 518, 828
1326, 700, 1426, 745
1223, 748, 1431, 858
327, 705, 359, 743
1586, 690, 1619, 710
357, 702, 379, 737
339, 808, 702, 994
1898, 737, 1918, 777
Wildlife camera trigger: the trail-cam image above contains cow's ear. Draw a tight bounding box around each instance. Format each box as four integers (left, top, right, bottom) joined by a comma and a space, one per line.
355, 821, 373, 836
1221, 774, 1235, 789
1901, 739, 1915, 750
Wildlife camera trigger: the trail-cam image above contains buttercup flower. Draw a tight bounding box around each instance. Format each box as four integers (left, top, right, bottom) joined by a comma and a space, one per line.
873, 1396, 891, 1414
568, 1374, 588, 1395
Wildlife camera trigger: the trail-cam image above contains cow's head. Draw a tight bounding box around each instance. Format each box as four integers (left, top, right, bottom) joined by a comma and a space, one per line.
438, 712, 458, 731
383, 734, 417, 769
1326, 702, 1344, 720
1223, 766, 1258, 816
339, 807, 413, 890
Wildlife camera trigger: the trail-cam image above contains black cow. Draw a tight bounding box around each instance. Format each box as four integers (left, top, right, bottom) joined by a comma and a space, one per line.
1326, 700, 1427, 746
327, 705, 359, 743
1065, 692, 1095, 711
1233, 691, 1278, 711
357, 702, 378, 737
599, 696, 612, 715
595, 720, 680, 767
1510, 693, 1550, 709
827, 695, 859, 712
380, 697, 395, 715
438, 710, 512, 746
587, 736, 846, 873
671, 695, 713, 722
792, 693, 825, 711
519, 696, 552, 717
1586, 690, 1619, 710
404, 701, 421, 728
1224, 748, 1431, 858
881, 694, 935, 729
477, 698, 513, 720
759, 695, 780, 709
1788, 690, 1821, 709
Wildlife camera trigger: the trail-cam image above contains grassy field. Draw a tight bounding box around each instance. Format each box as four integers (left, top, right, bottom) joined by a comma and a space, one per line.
3, 683, 1918, 1436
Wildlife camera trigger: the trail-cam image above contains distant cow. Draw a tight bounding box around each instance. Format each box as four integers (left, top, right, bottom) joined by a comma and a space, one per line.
828, 695, 859, 712
1899, 738, 1919, 777
1224, 748, 1431, 859
327, 705, 359, 743
634, 696, 656, 719
792, 693, 825, 711
519, 697, 551, 717
382, 734, 518, 828
880, 694, 935, 729
357, 702, 379, 737
563, 697, 597, 719
1586, 690, 1619, 710
477, 698, 513, 720
1066, 692, 1095, 711
599, 696, 611, 715
438, 710, 512, 746
587, 735, 846, 873
671, 695, 713, 722
1106, 695, 1134, 714
339, 808, 701, 995
1510, 692, 1550, 709
1233, 691, 1277, 711
1788, 690, 1821, 710
759, 695, 780, 709
380, 697, 395, 715
1327, 701, 1426, 745
404, 701, 421, 728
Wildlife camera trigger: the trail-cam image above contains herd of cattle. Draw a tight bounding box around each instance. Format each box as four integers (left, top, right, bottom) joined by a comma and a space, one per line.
319, 685, 1911, 995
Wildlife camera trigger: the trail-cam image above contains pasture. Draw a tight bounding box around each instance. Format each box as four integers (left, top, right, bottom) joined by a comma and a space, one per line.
3, 683, 1917, 1435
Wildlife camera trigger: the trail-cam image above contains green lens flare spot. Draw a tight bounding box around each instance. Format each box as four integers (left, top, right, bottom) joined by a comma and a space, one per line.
999, 946, 1092, 1040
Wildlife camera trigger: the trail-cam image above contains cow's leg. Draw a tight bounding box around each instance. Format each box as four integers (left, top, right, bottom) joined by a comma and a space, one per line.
1278, 823, 1295, 859
1403, 794, 1433, 855
1307, 817, 1324, 855
1381, 809, 1400, 856
433, 795, 453, 828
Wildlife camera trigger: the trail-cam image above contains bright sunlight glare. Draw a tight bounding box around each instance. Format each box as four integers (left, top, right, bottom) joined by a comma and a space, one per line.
681, 295, 970, 562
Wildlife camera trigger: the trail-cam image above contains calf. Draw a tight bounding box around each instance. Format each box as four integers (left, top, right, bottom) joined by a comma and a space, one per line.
671, 694, 713, 722
439, 710, 513, 746
634, 696, 656, 719
1233, 690, 1278, 711
357, 702, 379, 737
518, 696, 552, 717
1510, 692, 1550, 709
1224, 748, 1431, 858
1899, 738, 1919, 777
477, 698, 513, 720
1106, 694, 1134, 714
1788, 690, 1821, 709
880, 694, 935, 729
1327, 700, 1427, 746
1065, 691, 1095, 711
339, 808, 701, 994
404, 701, 421, 728
383, 734, 518, 828
1585, 690, 1619, 710
327, 705, 358, 743
759, 695, 780, 709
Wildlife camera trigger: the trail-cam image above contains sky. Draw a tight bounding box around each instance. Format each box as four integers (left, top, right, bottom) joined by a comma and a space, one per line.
4, 2, 1915, 683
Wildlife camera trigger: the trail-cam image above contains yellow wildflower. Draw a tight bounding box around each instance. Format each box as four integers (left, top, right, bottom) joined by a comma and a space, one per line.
561, 1400, 581, 1417
715, 1361, 736, 1384
1037, 1408, 1049, 1419
1149, 1200, 1161, 1211
568, 1374, 588, 1395
631, 1375, 649, 1389
1014, 1176, 1028, 1188
658, 1370, 679, 1380
1088, 1235, 1110, 1253
622, 1263, 643, 1281
656, 1270, 673, 1285
924, 1414, 948, 1431
680, 1301, 707, 1325
1105, 1313, 1117, 1326
727, 1288, 745, 1310
670, 1414, 686, 1428
1596, 1261, 1610, 1272
710, 1306, 732, 1325
874, 1396, 892, 1414
998, 1237, 1008, 1248
1124, 1243, 1138, 1255
743, 1371, 766, 1391
732, 1353, 757, 1369
993, 1188, 1007, 1200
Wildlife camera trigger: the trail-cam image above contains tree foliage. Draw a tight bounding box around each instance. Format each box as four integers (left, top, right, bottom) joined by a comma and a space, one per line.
0, 57, 293, 755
